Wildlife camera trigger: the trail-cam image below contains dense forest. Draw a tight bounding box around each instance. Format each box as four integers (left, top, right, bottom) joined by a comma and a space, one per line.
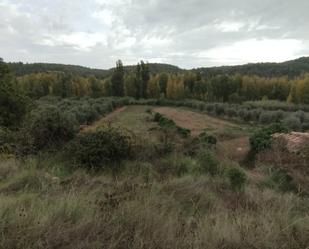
7, 56, 309, 78
5, 58, 309, 104
197, 57, 309, 78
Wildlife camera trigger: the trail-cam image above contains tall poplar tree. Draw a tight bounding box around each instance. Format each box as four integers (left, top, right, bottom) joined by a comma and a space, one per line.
111, 60, 124, 96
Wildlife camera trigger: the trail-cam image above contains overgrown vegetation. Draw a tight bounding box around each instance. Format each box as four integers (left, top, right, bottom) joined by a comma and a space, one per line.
67, 126, 132, 172
1, 57, 308, 248
153, 112, 191, 138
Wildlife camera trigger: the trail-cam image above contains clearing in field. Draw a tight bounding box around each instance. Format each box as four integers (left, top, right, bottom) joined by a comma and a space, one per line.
153, 107, 252, 161
86, 105, 253, 161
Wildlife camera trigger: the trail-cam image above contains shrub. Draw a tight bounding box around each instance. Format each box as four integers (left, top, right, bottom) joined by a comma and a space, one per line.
302, 122, 309, 131
242, 110, 252, 122
198, 131, 217, 146
68, 126, 132, 171
251, 109, 262, 122
283, 116, 302, 131
197, 151, 219, 176
154, 112, 190, 137
214, 104, 225, 115
249, 123, 288, 155
295, 111, 305, 123
26, 106, 78, 150
145, 108, 152, 114
153, 112, 162, 122
226, 108, 237, 117
177, 127, 191, 138
227, 167, 247, 192
259, 111, 276, 124
206, 104, 215, 113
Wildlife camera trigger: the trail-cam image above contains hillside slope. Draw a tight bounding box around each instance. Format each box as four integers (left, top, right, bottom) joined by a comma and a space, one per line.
198, 57, 309, 78
6, 56, 309, 78
7, 62, 183, 78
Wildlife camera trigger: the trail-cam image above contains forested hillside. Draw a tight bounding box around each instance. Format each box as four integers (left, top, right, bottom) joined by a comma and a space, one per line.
8, 58, 309, 104
7, 62, 182, 78
198, 57, 309, 78
7, 57, 309, 79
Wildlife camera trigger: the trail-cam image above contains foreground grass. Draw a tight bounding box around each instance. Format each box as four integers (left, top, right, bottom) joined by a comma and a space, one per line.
0, 157, 308, 249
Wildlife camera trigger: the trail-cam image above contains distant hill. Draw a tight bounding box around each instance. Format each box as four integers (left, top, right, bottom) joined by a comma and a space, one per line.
7, 62, 183, 78
6, 56, 309, 78
197, 57, 309, 78
7, 62, 109, 78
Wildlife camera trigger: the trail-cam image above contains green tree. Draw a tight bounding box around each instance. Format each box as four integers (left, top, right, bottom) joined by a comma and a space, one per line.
111, 60, 124, 96
140, 61, 150, 98
0, 58, 28, 127
89, 76, 102, 98
124, 74, 137, 97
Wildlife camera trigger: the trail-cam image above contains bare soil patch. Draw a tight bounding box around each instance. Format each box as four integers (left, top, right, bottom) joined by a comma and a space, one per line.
153, 107, 251, 162
153, 107, 239, 136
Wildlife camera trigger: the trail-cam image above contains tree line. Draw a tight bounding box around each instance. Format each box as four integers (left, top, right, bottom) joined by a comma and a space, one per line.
11, 59, 309, 104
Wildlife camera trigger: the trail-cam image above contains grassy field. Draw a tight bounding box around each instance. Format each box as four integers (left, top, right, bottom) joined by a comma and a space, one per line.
1, 105, 308, 249
0, 155, 308, 249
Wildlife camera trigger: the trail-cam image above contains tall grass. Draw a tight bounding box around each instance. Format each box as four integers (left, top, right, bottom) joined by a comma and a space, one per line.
0, 157, 308, 249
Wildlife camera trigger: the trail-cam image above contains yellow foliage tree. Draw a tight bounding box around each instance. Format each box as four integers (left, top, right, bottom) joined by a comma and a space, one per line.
166, 75, 184, 100
147, 75, 160, 98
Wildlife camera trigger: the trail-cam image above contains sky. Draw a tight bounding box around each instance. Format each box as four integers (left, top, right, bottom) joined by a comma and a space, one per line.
0, 0, 309, 69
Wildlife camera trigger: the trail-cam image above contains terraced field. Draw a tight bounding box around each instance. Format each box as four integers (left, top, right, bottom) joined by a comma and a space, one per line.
85, 105, 255, 162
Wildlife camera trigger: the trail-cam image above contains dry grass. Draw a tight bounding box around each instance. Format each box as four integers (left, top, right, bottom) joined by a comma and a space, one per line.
1, 106, 308, 248
0, 157, 308, 249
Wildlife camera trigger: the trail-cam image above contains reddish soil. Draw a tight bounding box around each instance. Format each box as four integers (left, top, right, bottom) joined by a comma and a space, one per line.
153, 107, 238, 136
153, 107, 250, 162
273, 132, 309, 153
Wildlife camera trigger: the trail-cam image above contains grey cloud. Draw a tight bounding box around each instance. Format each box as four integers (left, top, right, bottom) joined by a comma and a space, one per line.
0, 0, 308, 69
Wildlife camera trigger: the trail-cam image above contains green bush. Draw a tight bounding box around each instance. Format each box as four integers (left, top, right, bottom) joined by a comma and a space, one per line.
227, 167, 247, 192
153, 112, 162, 122
302, 122, 309, 131
68, 127, 132, 171
259, 111, 276, 124
249, 123, 288, 155
0, 61, 29, 127
177, 127, 191, 138
226, 108, 237, 117
26, 106, 78, 150
198, 131, 217, 146
197, 151, 219, 176
154, 112, 190, 137
283, 116, 302, 131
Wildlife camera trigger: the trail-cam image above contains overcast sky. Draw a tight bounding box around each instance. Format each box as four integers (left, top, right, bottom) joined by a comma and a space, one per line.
0, 0, 309, 69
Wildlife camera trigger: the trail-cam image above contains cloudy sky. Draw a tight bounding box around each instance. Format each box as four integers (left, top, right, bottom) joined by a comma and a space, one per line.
0, 0, 308, 69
